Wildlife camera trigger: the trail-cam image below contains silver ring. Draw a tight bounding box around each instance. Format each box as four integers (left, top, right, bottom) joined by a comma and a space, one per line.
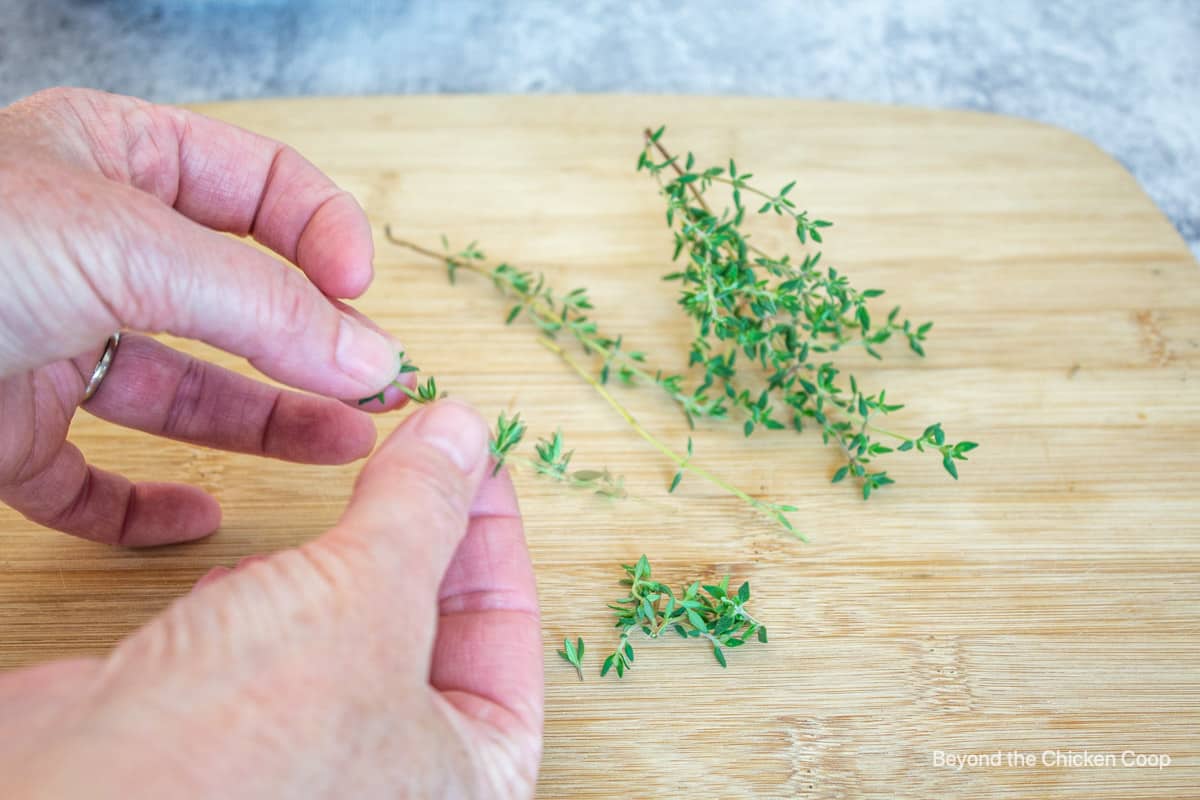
83, 332, 121, 403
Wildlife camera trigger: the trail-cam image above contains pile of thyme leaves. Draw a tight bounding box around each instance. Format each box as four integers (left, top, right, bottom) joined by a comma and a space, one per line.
558, 556, 766, 680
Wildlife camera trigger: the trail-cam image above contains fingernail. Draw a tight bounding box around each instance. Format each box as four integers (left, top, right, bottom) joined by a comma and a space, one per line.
335, 314, 400, 393
411, 399, 488, 473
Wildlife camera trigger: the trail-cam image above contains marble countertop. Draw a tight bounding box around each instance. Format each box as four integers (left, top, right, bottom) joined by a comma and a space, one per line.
1, 0, 1196, 257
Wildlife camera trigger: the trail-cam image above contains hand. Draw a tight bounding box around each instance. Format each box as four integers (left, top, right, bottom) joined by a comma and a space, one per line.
0, 87, 411, 545
0, 400, 544, 798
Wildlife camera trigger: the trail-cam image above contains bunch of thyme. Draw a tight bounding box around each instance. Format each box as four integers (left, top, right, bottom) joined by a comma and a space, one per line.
557, 556, 766, 679
637, 126, 977, 497
386, 126, 975, 514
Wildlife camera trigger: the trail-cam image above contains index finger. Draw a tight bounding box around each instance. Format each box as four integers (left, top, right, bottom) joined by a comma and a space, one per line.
15, 89, 374, 299
168, 107, 375, 299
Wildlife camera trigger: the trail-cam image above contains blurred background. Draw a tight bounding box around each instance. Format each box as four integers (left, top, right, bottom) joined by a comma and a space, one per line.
0, 0, 1196, 256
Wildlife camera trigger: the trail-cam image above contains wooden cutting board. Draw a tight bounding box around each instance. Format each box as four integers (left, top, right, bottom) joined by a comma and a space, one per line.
1, 96, 1197, 798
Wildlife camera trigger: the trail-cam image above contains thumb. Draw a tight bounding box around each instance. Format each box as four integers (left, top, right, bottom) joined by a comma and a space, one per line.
327, 399, 492, 610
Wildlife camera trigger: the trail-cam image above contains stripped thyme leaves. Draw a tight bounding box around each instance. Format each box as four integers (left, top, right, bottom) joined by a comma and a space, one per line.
559, 556, 767, 680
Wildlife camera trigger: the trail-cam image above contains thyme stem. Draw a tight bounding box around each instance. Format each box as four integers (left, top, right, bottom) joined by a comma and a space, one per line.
538, 337, 804, 539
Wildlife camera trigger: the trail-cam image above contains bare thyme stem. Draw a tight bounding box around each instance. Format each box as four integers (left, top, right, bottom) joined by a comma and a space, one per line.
538, 337, 805, 539
384, 229, 481, 272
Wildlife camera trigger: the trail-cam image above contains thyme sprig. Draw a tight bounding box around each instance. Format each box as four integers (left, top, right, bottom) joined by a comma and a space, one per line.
386, 229, 703, 415
488, 412, 627, 498
558, 556, 767, 680
356, 350, 423, 407
638, 126, 977, 495
385, 229, 799, 534
358, 360, 624, 498
530, 430, 627, 498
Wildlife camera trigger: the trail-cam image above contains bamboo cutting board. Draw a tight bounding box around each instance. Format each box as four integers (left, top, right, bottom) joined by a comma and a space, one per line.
1, 96, 1198, 798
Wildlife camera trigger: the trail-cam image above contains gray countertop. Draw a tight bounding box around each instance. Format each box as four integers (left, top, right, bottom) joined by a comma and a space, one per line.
2, 0, 1196, 258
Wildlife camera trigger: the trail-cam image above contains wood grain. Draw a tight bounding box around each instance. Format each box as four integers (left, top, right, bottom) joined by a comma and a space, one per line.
1, 96, 1197, 798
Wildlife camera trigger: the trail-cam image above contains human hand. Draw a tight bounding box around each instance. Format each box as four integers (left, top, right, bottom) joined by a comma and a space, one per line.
0, 399, 543, 798
0, 87, 411, 545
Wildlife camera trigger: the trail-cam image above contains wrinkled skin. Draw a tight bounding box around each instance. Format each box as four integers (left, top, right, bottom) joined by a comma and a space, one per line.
0, 89, 542, 798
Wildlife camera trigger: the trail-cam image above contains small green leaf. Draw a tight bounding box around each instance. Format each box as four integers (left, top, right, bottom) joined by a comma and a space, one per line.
943, 454, 959, 480
668, 471, 683, 493
640, 597, 655, 621
600, 654, 615, 677
713, 645, 727, 668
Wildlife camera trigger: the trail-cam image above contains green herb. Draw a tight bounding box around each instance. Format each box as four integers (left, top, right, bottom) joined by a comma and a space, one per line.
539, 335, 800, 535
532, 430, 627, 498
489, 411, 526, 476
637, 127, 977, 489
599, 555, 766, 678
357, 350, 426, 406
556, 636, 586, 681
385, 229, 800, 536
359, 355, 624, 493
385, 125, 976, 514
554, 558, 765, 681
400, 375, 439, 405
